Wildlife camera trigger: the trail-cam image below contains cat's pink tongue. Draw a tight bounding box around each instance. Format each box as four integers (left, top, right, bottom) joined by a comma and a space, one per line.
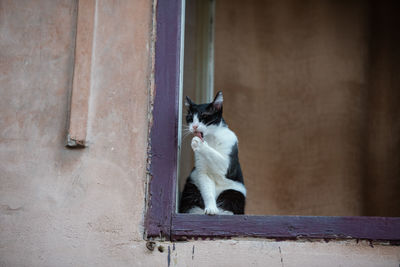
194, 131, 203, 141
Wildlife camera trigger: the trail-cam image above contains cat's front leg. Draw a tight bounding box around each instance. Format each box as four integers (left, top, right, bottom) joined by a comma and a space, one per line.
191, 136, 229, 177
196, 174, 218, 215
191, 168, 219, 215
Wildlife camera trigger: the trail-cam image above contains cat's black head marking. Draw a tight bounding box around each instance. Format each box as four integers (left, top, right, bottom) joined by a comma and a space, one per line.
185, 91, 224, 126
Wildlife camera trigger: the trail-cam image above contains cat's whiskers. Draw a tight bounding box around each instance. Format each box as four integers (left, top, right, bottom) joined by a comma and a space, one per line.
181, 128, 192, 140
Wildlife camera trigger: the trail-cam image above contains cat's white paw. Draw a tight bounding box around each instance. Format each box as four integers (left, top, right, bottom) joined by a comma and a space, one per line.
204, 205, 219, 215
191, 136, 203, 152
218, 209, 234, 215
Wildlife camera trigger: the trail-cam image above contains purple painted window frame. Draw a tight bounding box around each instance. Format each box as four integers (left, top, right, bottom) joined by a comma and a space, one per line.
145, 0, 400, 243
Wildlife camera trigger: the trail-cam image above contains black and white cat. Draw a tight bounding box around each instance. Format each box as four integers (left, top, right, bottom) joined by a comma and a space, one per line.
179, 91, 246, 215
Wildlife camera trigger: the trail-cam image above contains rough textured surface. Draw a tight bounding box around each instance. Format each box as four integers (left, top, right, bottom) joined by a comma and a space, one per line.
0, 0, 152, 264
0, 0, 399, 266
168, 240, 400, 267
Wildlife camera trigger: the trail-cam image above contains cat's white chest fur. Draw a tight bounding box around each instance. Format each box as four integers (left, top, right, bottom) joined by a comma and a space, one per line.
190, 124, 246, 215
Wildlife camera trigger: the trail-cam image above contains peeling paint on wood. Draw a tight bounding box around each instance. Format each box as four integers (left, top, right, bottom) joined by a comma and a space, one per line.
145, 0, 182, 239
171, 214, 400, 241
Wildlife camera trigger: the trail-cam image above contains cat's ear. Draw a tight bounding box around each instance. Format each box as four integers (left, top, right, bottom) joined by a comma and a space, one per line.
185, 96, 194, 107
212, 91, 223, 110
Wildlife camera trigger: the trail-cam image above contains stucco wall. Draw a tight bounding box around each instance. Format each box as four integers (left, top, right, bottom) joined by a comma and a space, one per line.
0, 1, 399, 266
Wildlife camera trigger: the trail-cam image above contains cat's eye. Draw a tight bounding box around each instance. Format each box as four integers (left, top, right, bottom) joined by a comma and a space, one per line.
199, 114, 209, 120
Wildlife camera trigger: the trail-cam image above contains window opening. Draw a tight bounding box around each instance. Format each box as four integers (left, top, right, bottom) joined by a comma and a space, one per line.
178, 0, 400, 217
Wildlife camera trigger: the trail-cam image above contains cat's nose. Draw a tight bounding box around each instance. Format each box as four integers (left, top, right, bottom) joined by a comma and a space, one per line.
193, 125, 198, 130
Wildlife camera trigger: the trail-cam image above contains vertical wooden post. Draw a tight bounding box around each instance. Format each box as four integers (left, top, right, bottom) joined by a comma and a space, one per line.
67, 0, 96, 147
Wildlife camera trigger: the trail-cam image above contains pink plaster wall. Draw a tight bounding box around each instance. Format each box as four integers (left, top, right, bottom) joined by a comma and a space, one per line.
0, 1, 399, 266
